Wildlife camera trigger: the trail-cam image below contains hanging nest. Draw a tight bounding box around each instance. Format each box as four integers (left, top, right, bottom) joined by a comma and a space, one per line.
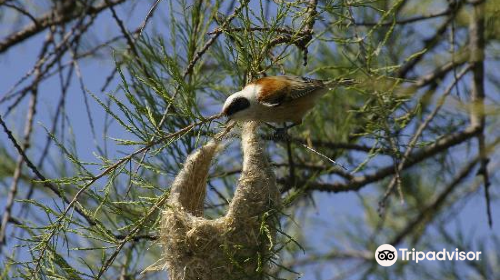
161, 121, 281, 280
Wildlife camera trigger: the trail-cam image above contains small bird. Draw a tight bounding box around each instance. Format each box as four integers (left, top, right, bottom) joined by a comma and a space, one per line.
221, 75, 353, 132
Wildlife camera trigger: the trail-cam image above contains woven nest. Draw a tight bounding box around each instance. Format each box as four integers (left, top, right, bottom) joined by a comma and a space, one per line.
161, 121, 281, 280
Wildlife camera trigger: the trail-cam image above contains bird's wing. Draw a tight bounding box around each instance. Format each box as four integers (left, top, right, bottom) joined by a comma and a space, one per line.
256, 76, 326, 107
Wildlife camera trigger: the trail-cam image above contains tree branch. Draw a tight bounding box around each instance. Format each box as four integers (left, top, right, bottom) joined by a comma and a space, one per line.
284, 126, 480, 193
468, 0, 490, 227
0, 88, 37, 253
391, 158, 479, 245
0, 0, 127, 54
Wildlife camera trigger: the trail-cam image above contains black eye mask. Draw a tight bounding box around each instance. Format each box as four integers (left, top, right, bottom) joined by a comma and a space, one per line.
225, 97, 250, 116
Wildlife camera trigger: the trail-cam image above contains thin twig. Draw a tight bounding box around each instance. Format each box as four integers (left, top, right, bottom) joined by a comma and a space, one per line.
280, 126, 481, 193
138, 0, 162, 36
126, 0, 250, 196
356, 9, 450, 26
3, 2, 39, 26
2, 12, 97, 116
95, 117, 233, 279
285, 129, 296, 187
0, 114, 98, 227
299, 143, 347, 171
378, 65, 472, 212
0, 88, 37, 253
31, 113, 224, 274
390, 158, 479, 245
208, 26, 299, 35
0, 0, 127, 54
300, 0, 318, 65
395, 1, 463, 78
100, 0, 154, 93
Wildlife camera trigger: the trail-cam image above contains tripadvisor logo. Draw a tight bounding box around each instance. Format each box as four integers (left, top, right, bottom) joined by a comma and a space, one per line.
375, 244, 482, 267
375, 244, 398, 267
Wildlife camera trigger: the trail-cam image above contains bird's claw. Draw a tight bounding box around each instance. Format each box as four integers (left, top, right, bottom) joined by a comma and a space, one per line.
273, 127, 291, 141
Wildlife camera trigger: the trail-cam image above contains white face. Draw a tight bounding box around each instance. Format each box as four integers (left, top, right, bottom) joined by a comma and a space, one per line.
222, 84, 261, 121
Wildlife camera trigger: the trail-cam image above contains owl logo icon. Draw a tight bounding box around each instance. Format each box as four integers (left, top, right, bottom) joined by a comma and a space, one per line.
375, 244, 398, 266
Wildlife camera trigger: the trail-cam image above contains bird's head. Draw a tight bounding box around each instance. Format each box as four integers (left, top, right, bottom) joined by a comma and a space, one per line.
222, 85, 260, 120
222, 93, 251, 120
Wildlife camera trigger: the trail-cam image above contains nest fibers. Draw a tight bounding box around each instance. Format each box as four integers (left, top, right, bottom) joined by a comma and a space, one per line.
161, 121, 281, 280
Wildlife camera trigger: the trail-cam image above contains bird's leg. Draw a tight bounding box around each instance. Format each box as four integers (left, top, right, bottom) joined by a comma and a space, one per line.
273, 122, 297, 140
263, 122, 284, 140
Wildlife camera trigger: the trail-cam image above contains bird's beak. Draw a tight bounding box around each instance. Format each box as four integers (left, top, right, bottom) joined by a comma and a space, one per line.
221, 107, 228, 116
221, 104, 231, 118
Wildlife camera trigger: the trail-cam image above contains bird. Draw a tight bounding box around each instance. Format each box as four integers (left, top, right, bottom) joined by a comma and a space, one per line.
221, 75, 354, 134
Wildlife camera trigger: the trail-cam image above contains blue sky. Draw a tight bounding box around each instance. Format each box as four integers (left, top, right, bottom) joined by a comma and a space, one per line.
0, 1, 498, 279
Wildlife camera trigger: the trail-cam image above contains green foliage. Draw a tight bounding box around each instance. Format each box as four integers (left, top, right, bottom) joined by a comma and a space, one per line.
0, 0, 499, 279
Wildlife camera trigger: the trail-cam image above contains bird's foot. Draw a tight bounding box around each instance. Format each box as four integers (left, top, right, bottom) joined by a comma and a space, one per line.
273, 127, 291, 141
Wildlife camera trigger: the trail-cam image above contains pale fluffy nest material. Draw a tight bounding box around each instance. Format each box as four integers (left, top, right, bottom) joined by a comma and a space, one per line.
161, 121, 281, 280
